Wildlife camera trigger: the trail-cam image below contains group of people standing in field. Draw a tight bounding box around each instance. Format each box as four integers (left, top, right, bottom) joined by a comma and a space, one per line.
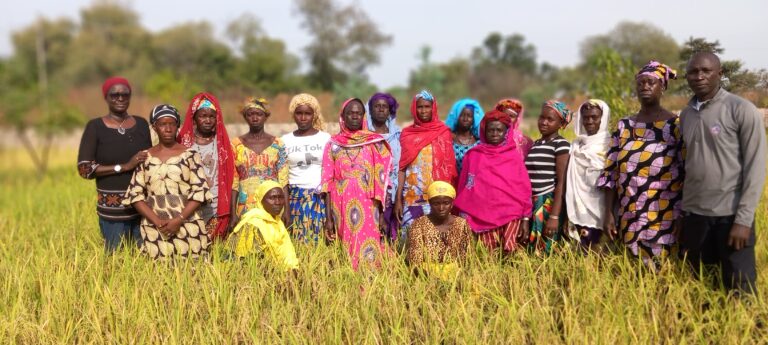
78, 52, 766, 294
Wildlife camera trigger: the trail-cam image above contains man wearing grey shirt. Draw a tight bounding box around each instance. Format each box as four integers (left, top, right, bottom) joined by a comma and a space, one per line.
679, 52, 767, 294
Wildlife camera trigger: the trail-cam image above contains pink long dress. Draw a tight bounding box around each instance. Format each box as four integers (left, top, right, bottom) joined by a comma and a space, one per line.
321, 98, 393, 269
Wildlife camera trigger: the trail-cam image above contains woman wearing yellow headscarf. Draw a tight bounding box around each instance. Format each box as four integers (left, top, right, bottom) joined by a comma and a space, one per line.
406, 181, 471, 281
230, 180, 299, 271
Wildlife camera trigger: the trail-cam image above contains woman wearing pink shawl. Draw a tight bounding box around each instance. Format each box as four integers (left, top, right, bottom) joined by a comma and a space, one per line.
454, 109, 533, 253
494, 99, 533, 159
321, 98, 392, 269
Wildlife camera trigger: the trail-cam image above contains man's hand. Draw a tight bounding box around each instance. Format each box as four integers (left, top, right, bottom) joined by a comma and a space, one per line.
727, 223, 751, 251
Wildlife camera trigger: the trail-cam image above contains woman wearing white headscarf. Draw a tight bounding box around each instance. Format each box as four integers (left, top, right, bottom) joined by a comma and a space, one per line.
565, 99, 611, 250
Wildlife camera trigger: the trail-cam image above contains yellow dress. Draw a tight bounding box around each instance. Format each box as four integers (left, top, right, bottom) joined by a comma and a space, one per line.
229, 181, 299, 271
232, 137, 289, 217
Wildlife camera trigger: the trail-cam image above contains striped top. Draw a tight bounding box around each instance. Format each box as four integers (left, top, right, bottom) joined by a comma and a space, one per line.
525, 136, 570, 196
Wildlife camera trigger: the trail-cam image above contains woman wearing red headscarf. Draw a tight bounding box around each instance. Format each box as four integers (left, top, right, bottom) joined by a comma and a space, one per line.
177, 92, 235, 241
454, 110, 533, 253
494, 98, 533, 159
321, 98, 392, 269
394, 90, 457, 245
77, 76, 152, 253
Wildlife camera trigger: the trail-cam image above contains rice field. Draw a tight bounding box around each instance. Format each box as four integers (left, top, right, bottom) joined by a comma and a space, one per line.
1, 148, 766, 344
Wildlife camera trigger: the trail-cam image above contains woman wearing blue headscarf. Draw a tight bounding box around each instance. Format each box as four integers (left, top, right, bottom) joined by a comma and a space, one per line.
367, 92, 402, 242
445, 98, 484, 174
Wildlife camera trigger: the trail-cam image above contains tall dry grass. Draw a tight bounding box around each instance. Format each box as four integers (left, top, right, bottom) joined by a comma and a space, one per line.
0, 149, 766, 344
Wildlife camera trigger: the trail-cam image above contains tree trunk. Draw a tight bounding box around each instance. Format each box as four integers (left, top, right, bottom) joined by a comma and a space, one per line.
16, 129, 45, 177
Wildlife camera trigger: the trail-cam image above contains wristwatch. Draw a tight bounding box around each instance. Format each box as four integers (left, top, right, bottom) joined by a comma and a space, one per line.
114, 164, 123, 173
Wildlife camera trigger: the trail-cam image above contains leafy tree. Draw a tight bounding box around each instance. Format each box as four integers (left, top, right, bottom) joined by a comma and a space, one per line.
152, 21, 234, 90
402, 33, 560, 132
468, 64, 528, 107
294, 0, 392, 90
538, 62, 560, 82
62, 1, 154, 84
9, 17, 76, 85
226, 13, 302, 93
467, 33, 542, 106
331, 75, 377, 111
679, 37, 724, 58
721, 61, 764, 94
144, 69, 202, 105
581, 22, 680, 68
585, 47, 637, 124
548, 66, 586, 97
408, 46, 446, 98
438, 58, 471, 104
471, 32, 537, 74
0, 20, 84, 177
518, 81, 561, 119
406, 46, 472, 117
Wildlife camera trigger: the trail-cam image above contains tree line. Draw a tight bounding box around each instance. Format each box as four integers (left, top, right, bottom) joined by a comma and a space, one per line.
1, 0, 766, 175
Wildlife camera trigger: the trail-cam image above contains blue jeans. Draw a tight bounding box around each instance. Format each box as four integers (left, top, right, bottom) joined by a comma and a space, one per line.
98, 217, 142, 253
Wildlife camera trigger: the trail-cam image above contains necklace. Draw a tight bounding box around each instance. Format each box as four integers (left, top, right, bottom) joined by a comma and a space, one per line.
195, 130, 215, 143
110, 115, 128, 135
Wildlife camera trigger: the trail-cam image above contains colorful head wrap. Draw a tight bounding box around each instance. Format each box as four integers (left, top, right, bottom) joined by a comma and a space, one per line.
289, 93, 325, 131
101, 76, 131, 98
427, 181, 456, 200
445, 98, 484, 139
367, 92, 399, 119
149, 104, 180, 125
495, 99, 524, 119
636, 60, 678, 90
543, 100, 572, 126
415, 90, 434, 102
242, 97, 269, 115
411, 90, 438, 126
493, 98, 533, 157
189, 96, 217, 116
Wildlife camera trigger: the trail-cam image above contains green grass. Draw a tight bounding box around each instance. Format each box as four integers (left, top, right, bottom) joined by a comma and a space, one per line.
1, 149, 766, 344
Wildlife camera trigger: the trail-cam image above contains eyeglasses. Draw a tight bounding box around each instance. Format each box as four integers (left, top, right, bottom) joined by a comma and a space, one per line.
108, 92, 131, 100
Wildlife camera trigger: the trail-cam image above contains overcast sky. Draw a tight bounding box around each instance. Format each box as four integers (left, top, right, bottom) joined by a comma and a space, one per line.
2, 0, 766, 88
